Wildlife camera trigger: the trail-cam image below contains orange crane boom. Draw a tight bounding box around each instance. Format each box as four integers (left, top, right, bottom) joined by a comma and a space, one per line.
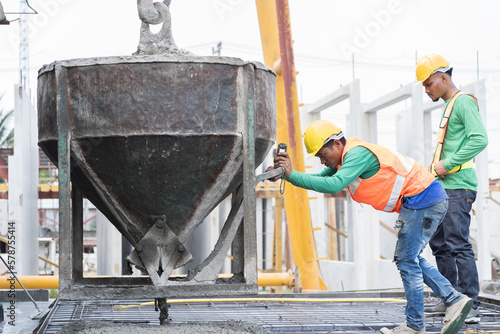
255, 0, 327, 292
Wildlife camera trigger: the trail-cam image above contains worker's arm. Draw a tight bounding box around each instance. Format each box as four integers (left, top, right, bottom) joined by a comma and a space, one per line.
286, 147, 379, 195
442, 95, 488, 171
268, 152, 338, 181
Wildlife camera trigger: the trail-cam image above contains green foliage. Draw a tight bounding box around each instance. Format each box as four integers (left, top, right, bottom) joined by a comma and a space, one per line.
0, 94, 14, 147
39, 169, 50, 184
49, 289, 59, 299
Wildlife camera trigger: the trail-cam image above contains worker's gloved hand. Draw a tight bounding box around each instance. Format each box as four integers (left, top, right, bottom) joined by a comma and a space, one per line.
274, 151, 292, 178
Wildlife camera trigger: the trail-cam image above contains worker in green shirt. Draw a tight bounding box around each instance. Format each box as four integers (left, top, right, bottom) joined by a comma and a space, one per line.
268, 120, 472, 334
416, 54, 488, 324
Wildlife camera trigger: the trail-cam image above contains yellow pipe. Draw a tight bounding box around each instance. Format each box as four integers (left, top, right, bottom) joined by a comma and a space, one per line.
38, 256, 59, 268
0, 275, 59, 289
324, 223, 348, 239
256, 0, 327, 292
0, 273, 294, 290
113, 297, 406, 311
258, 272, 293, 288
0, 184, 61, 192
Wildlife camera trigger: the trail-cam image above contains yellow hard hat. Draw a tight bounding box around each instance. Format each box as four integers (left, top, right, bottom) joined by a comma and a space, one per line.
304, 120, 342, 158
416, 54, 451, 83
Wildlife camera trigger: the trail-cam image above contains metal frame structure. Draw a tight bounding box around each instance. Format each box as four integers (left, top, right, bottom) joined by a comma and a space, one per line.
54, 63, 283, 300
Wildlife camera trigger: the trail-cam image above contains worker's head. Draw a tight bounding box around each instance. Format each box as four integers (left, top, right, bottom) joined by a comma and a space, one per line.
304, 120, 345, 169
416, 54, 454, 102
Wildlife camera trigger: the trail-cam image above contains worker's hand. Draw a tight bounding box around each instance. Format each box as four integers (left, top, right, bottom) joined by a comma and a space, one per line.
433, 160, 447, 180
265, 166, 283, 182
274, 151, 292, 178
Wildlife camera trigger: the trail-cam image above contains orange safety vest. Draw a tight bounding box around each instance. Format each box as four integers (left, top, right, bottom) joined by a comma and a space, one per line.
341, 137, 435, 213
430, 91, 476, 176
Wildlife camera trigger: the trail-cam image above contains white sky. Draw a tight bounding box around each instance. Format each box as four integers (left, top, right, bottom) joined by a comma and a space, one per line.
1, 0, 499, 173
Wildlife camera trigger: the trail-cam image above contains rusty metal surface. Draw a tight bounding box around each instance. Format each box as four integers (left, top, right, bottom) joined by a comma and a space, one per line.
38, 57, 275, 141
37, 55, 276, 281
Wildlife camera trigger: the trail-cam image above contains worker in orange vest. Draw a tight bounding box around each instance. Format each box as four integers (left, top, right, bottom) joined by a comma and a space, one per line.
269, 120, 471, 334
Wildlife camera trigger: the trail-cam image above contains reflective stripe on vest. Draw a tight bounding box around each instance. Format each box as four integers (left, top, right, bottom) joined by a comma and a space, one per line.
383, 151, 415, 211
431, 91, 476, 176
348, 177, 362, 195
392, 151, 415, 172
384, 174, 405, 212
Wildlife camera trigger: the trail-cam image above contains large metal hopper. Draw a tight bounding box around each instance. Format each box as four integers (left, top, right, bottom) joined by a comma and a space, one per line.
38, 54, 276, 285
37, 1, 277, 296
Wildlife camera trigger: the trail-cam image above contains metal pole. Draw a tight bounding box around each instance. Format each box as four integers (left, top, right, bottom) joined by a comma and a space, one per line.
242, 66, 257, 286
352, 54, 355, 81
274, 0, 326, 291
72, 187, 83, 281
19, 0, 29, 89
477, 50, 479, 81
56, 65, 72, 293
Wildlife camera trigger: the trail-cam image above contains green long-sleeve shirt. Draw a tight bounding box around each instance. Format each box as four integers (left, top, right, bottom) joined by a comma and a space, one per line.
286, 146, 379, 194
439, 94, 488, 190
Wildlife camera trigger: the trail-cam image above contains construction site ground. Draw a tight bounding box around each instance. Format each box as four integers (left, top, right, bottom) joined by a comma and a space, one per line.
5, 290, 500, 334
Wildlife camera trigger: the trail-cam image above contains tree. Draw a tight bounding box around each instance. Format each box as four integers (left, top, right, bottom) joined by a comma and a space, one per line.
0, 94, 14, 147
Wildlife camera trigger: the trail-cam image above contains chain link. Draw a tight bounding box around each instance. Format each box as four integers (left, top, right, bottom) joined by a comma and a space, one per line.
137, 0, 171, 25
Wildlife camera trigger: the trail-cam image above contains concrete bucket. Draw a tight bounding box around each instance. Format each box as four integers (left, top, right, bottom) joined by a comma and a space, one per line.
37, 0, 277, 295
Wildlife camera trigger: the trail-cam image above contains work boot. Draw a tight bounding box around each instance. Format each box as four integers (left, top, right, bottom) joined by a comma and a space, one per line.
380, 322, 425, 333
424, 301, 446, 315
464, 307, 480, 324
441, 296, 473, 334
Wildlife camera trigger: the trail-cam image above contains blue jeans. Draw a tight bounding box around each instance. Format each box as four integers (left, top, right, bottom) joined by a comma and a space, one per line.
395, 199, 463, 330
429, 189, 479, 308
